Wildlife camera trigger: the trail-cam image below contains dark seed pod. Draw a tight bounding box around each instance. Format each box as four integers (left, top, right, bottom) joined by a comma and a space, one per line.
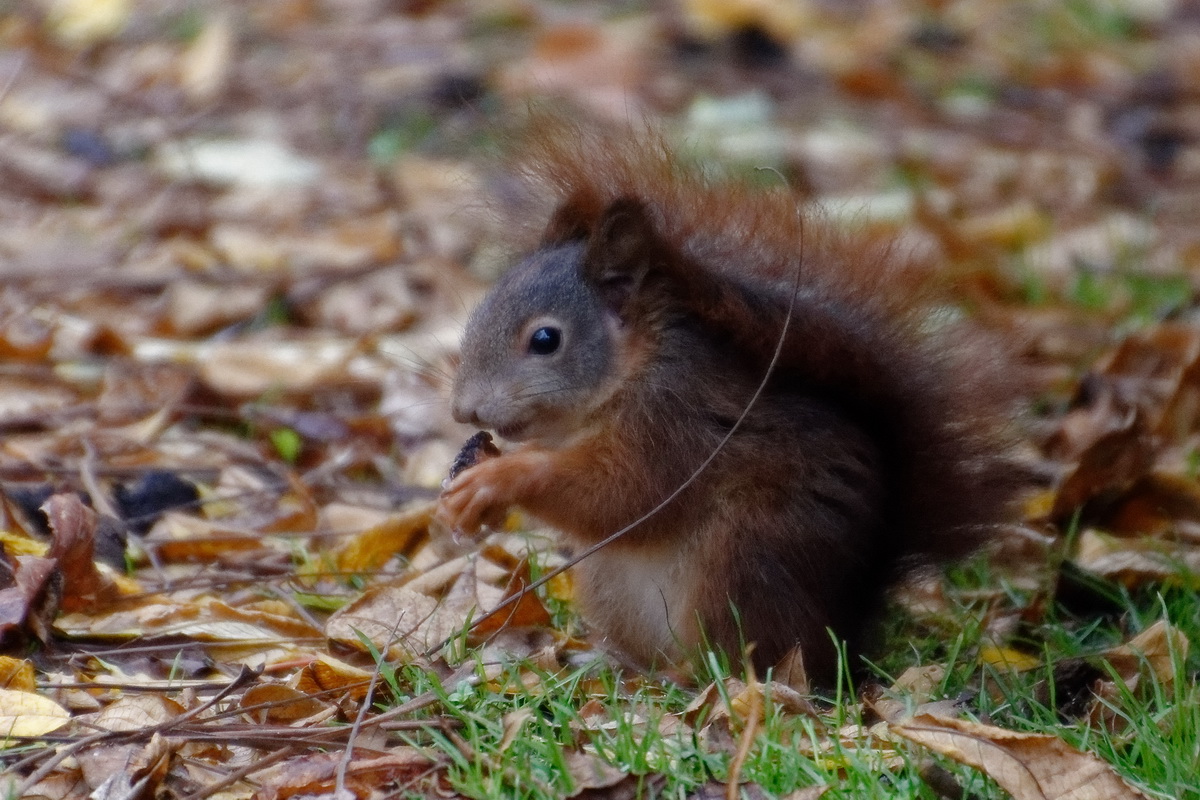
448, 431, 502, 481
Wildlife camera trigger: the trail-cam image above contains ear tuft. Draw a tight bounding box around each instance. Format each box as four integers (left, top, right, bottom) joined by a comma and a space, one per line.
582, 198, 663, 317
541, 190, 601, 245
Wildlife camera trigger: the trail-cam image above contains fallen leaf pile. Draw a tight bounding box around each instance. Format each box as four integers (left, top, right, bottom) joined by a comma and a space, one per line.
1, 0, 1198, 798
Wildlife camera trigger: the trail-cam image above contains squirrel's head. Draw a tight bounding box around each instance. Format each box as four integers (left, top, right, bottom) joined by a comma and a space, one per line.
451, 196, 672, 446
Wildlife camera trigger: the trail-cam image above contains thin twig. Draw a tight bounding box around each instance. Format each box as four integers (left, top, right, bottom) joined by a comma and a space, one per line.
335, 615, 405, 794
177, 746, 296, 800
15, 668, 257, 794
726, 654, 762, 800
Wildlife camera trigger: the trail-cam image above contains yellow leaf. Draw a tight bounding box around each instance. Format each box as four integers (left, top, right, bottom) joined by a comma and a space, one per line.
0, 530, 47, 557
979, 644, 1042, 672
545, 570, 574, 603
0, 658, 35, 691
1023, 489, 1057, 520
179, 12, 234, 103
0, 688, 70, 737
334, 503, 432, 572
47, 0, 131, 45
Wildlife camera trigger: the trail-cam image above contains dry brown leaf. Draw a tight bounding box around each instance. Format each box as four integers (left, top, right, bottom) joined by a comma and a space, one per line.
564, 749, 631, 796
0, 141, 95, 205
893, 664, 947, 700
779, 788, 831, 800
295, 654, 374, 702
92, 694, 185, 732
145, 513, 276, 561
206, 224, 379, 273
164, 280, 271, 337
498, 707, 534, 753
892, 713, 1149, 800
197, 336, 360, 398
81, 732, 174, 798
56, 595, 319, 645
1074, 529, 1200, 588
684, 678, 746, 726
1082, 620, 1191, 732
1052, 412, 1157, 519
1070, 623, 1190, 734
773, 645, 810, 695
0, 303, 55, 360
1104, 325, 1200, 383
498, 20, 655, 119
5, 769, 88, 800
0, 554, 56, 638
467, 569, 554, 637
728, 678, 764, 722
760, 681, 822, 721
96, 362, 194, 426
252, 749, 437, 800
326, 584, 468, 660
240, 682, 332, 723
196, 598, 322, 640
306, 266, 418, 335
867, 664, 948, 723
401, 553, 472, 595
261, 473, 319, 533
1156, 350, 1200, 439
1103, 620, 1188, 685
0, 375, 76, 425
1107, 472, 1200, 538
44, 494, 121, 613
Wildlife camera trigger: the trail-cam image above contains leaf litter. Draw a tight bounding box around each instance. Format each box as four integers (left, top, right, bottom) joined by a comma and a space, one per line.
1, 0, 1199, 798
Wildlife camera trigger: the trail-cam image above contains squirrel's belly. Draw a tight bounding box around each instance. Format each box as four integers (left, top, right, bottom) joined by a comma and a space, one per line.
571, 542, 704, 666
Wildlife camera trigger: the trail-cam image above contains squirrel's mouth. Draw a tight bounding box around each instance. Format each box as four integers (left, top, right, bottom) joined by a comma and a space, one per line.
494, 420, 531, 441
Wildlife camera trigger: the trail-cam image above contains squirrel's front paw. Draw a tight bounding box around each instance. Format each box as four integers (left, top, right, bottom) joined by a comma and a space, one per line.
436, 457, 514, 536
436, 451, 552, 536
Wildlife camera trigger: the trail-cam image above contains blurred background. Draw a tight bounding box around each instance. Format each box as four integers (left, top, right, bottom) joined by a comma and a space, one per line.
4, 0, 1200, 511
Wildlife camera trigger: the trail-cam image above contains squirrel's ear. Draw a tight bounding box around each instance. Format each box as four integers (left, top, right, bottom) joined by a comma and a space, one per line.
540, 191, 600, 245
583, 198, 663, 318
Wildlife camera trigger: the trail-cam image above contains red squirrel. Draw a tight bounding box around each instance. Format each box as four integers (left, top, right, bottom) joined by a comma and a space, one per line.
436, 119, 1019, 683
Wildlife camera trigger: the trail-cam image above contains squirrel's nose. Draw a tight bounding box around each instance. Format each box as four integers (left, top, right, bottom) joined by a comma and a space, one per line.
451, 397, 481, 427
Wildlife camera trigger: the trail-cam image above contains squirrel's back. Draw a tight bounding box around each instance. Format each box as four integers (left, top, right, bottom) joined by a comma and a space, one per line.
514, 115, 1020, 566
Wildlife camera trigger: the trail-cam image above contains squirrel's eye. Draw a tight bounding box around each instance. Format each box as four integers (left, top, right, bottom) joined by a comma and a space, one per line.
527, 326, 562, 355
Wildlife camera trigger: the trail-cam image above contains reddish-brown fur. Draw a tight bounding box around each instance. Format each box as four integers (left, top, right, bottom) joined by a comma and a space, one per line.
438, 116, 1020, 683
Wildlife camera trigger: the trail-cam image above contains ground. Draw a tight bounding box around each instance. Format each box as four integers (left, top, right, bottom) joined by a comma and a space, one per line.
1, 1, 1199, 798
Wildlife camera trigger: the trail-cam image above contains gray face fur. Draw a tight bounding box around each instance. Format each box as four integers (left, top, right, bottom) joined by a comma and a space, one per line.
451, 242, 618, 444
